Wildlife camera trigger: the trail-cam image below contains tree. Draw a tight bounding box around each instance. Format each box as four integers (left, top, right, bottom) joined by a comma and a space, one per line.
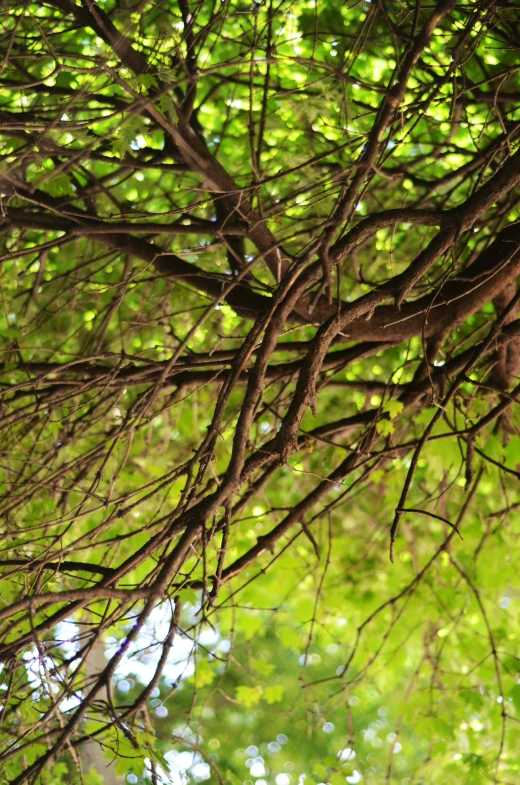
1, 0, 520, 783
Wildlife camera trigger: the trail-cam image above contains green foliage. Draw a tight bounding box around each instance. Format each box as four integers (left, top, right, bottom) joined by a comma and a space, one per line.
0, 1, 519, 784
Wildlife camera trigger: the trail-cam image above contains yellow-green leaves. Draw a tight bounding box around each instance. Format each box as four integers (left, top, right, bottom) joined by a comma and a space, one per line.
376, 419, 394, 436
264, 684, 285, 704
236, 685, 263, 708
235, 684, 285, 706
383, 399, 403, 420
195, 659, 216, 687
376, 399, 403, 435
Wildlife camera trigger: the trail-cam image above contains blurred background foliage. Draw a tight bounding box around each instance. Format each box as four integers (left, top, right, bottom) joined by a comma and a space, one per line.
0, 0, 520, 784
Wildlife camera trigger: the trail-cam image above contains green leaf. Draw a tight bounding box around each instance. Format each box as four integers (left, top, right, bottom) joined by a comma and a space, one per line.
195, 659, 216, 687
130, 73, 158, 92
329, 773, 349, 785
264, 684, 285, 704
460, 689, 483, 711
157, 94, 178, 124
41, 173, 75, 198
236, 685, 263, 708
111, 117, 142, 160
383, 399, 403, 420
376, 419, 394, 436
157, 65, 177, 84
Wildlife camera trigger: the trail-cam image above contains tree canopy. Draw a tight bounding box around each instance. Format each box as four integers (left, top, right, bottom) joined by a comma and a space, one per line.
1, 1, 520, 784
